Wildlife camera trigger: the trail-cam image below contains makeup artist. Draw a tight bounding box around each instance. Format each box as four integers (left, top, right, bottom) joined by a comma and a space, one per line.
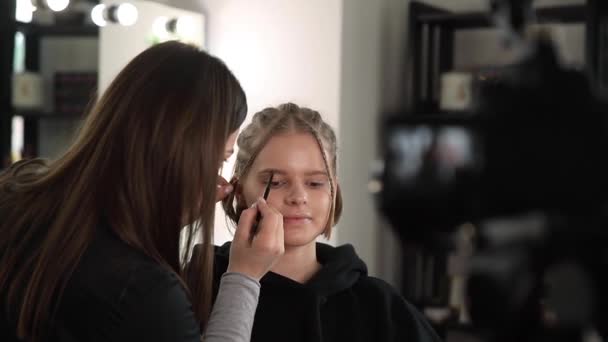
0, 41, 284, 342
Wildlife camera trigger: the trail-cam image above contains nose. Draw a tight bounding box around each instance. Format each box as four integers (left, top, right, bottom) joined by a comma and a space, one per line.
285, 183, 308, 206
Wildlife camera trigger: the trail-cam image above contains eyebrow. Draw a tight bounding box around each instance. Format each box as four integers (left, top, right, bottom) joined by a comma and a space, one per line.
257, 168, 328, 177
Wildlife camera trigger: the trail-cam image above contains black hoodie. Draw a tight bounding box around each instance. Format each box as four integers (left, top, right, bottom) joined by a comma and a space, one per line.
211, 242, 442, 342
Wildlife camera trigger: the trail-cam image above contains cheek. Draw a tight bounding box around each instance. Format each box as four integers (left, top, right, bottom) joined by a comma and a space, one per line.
311, 190, 332, 216
264, 191, 283, 209
240, 183, 262, 208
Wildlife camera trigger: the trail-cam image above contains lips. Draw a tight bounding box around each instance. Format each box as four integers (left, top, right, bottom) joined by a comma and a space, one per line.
283, 214, 312, 225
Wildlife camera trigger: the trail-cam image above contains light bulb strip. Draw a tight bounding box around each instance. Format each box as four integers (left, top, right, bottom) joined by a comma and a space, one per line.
90, 2, 138, 27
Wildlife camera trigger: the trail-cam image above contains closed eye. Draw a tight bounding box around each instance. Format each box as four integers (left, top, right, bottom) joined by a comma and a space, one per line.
308, 181, 327, 188
224, 150, 234, 162
270, 180, 286, 188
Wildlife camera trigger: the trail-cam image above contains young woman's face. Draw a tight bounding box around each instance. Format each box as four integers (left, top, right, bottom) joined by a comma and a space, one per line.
240, 132, 334, 248
188, 130, 239, 224
214, 130, 239, 202
224, 130, 239, 162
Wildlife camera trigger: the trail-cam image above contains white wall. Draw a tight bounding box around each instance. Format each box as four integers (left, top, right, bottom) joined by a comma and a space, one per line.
201, 0, 342, 129
200, 0, 343, 247
337, 0, 384, 277
99, 0, 204, 92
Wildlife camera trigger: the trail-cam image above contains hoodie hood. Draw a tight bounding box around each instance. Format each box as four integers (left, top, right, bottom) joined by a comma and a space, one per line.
214, 242, 367, 297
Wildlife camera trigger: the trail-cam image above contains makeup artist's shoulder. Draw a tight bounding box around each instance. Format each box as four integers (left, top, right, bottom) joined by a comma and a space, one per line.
70, 231, 186, 319
81, 226, 178, 292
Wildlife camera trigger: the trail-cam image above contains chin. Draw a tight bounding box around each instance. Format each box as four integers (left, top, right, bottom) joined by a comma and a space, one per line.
283, 235, 318, 248
282, 224, 324, 247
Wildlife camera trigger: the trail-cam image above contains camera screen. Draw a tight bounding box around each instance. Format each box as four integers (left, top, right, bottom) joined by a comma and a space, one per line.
387, 124, 482, 190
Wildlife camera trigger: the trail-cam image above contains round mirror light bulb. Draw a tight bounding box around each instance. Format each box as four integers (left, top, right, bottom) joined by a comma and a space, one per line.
176, 16, 196, 38
91, 4, 107, 27
46, 0, 69, 12
116, 3, 138, 26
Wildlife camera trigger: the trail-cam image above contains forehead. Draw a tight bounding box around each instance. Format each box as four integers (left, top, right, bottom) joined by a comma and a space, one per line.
250, 132, 328, 173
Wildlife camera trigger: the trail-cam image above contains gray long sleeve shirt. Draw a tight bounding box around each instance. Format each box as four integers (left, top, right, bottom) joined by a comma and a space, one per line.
203, 272, 260, 341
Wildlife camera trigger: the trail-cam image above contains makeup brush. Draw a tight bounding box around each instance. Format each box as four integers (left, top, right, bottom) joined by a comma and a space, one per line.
251, 171, 274, 239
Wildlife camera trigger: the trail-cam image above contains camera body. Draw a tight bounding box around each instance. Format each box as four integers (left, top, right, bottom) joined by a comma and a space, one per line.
380, 39, 608, 244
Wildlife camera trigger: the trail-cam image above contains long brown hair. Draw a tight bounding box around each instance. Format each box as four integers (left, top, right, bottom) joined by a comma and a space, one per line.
222, 103, 342, 239
0, 41, 246, 339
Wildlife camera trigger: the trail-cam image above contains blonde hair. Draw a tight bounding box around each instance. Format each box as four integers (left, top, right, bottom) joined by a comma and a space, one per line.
222, 103, 342, 238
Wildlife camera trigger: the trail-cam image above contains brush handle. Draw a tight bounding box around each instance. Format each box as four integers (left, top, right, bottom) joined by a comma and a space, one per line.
250, 172, 274, 240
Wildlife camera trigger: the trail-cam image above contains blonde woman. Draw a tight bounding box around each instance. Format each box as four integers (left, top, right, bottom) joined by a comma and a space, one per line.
195, 103, 441, 342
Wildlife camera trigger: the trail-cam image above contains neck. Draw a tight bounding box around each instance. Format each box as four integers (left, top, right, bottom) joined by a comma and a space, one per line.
271, 242, 321, 283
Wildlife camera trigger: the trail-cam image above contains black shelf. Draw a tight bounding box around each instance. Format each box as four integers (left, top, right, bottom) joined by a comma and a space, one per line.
417, 4, 587, 29
1, 7, 100, 164
14, 110, 85, 119
15, 21, 99, 37
407, 1, 593, 115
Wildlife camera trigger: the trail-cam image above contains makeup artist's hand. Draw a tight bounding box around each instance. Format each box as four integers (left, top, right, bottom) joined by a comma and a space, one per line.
215, 175, 233, 202
227, 198, 284, 281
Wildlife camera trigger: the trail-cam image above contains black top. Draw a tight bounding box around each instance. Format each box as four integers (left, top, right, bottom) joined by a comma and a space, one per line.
0, 227, 201, 342
211, 242, 442, 342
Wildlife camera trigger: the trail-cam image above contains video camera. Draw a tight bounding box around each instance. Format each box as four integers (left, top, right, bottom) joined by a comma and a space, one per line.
376, 1, 608, 341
